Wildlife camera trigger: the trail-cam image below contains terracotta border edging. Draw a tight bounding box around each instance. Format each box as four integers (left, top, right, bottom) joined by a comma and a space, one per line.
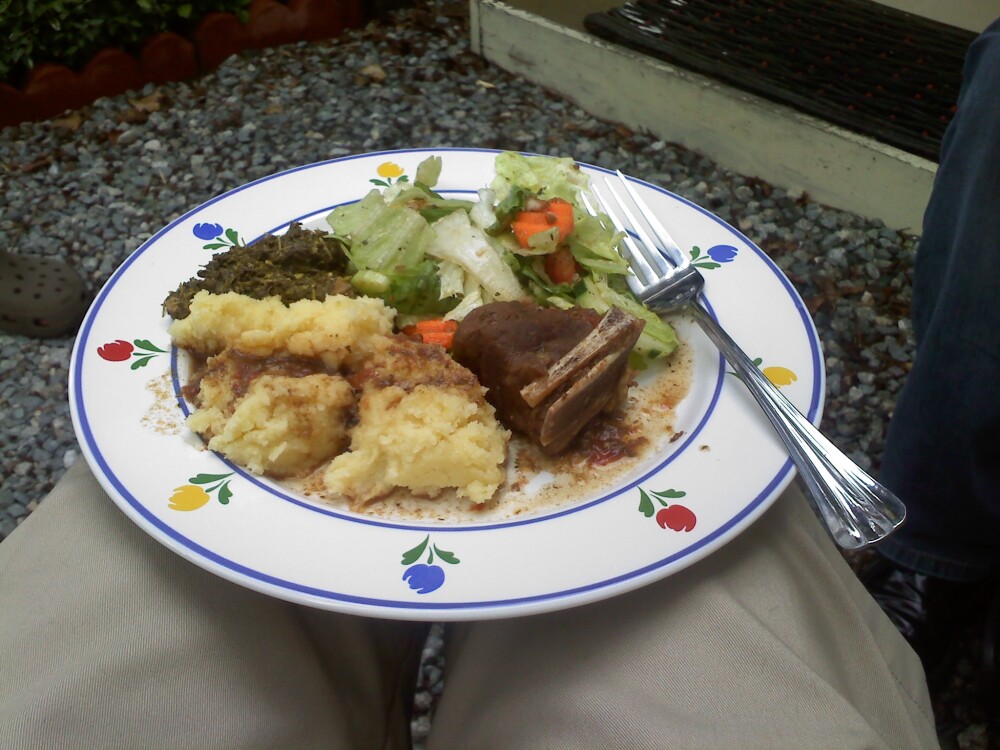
0, 0, 365, 130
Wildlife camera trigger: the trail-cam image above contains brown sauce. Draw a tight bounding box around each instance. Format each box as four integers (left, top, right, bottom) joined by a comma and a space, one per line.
183, 350, 332, 404
226, 351, 329, 398
579, 412, 648, 466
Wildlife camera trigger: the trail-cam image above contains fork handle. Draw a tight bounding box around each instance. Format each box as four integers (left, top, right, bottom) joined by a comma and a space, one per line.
688, 303, 906, 549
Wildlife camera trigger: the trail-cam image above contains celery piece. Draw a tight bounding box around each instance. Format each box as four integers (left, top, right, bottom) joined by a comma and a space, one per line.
351, 269, 391, 296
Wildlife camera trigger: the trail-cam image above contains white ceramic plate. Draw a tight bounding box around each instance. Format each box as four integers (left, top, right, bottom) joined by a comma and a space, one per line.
69, 148, 824, 621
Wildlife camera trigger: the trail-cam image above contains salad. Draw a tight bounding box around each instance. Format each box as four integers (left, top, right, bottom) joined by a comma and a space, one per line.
325, 152, 678, 362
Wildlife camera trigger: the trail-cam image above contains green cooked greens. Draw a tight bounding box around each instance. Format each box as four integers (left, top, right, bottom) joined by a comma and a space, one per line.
162, 223, 353, 320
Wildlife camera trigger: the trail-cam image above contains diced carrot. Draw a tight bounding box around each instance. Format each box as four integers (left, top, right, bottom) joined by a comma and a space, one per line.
401, 319, 458, 349
545, 198, 574, 232
511, 198, 574, 249
544, 246, 581, 284
418, 331, 455, 348
511, 216, 552, 248
413, 319, 459, 333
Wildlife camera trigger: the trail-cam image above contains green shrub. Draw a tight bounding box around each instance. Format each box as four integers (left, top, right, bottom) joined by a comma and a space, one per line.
0, 0, 252, 86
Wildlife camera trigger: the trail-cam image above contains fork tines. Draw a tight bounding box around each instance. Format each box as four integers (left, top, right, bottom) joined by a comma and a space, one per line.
588, 172, 691, 291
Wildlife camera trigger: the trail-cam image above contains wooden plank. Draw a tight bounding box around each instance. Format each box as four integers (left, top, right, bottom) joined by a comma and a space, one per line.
471, 0, 937, 232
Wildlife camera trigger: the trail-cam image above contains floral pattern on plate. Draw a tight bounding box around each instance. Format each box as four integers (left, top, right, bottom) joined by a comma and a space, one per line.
727, 357, 799, 389
193, 222, 243, 251
690, 243, 739, 270
370, 161, 410, 188
637, 488, 697, 532
168, 472, 235, 511
96, 338, 168, 369
69, 148, 824, 620
400, 535, 460, 594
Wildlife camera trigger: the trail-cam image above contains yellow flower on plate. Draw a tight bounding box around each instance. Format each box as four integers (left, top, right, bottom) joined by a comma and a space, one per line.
763, 366, 798, 388
377, 162, 405, 179
168, 484, 211, 511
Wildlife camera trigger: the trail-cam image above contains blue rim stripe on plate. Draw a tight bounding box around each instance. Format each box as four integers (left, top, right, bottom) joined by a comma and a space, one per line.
71, 148, 821, 613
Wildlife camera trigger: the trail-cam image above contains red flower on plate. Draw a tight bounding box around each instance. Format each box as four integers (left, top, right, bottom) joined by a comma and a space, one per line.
639, 488, 697, 533
96, 338, 167, 369
656, 504, 697, 532
97, 339, 134, 361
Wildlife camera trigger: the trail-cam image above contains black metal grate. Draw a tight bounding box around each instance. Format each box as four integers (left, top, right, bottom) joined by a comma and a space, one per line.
584, 0, 976, 160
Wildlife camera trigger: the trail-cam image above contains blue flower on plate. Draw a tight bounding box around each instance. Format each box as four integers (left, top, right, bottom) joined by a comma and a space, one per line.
403, 564, 446, 594
192, 222, 224, 241
690, 244, 739, 269
707, 244, 739, 263
399, 535, 459, 595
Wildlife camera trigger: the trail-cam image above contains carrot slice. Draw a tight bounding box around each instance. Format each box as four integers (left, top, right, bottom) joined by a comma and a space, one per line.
511, 198, 574, 249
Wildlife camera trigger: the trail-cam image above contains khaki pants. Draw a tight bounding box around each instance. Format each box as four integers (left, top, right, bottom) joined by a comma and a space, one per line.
0, 460, 937, 749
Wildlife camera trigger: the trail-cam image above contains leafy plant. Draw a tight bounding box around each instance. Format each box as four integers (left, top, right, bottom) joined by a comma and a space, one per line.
0, 0, 252, 86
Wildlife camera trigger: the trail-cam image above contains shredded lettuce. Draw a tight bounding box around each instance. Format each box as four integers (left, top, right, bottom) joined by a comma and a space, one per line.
378, 259, 459, 316
326, 152, 679, 362
388, 184, 474, 224
491, 152, 590, 204
426, 210, 523, 304
489, 152, 678, 361
325, 160, 460, 315
415, 155, 442, 187
326, 189, 389, 240
567, 210, 630, 276
469, 189, 498, 231
336, 202, 430, 272
445, 276, 486, 322
507, 254, 577, 308
436, 259, 466, 299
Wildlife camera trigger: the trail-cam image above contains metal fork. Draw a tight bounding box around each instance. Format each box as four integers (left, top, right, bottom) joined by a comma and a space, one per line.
587, 171, 906, 550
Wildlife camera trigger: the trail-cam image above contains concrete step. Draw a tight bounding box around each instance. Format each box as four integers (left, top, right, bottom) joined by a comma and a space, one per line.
469, 0, 992, 232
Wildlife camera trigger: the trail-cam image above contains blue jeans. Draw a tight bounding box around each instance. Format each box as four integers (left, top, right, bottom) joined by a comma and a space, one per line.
877, 17, 1000, 582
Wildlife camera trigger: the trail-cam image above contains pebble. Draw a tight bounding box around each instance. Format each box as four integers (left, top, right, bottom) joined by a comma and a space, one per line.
0, 0, 935, 746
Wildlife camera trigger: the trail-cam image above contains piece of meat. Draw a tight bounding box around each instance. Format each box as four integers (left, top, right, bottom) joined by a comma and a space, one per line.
452, 301, 645, 454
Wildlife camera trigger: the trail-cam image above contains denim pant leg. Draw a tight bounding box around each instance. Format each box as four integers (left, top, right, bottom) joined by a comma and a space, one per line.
877, 17, 1000, 581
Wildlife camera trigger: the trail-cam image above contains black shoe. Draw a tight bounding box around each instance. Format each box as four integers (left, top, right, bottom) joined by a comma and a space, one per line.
860, 555, 975, 685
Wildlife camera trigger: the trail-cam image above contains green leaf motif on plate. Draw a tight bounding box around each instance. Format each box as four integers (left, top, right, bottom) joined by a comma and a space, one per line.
638, 487, 698, 533
96, 338, 167, 369
168, 472, 235, 511
400, 535, 459, 595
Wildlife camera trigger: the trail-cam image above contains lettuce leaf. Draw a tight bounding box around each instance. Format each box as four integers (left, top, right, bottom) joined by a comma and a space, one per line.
426, 210, 524, 303
491, 151, 590, 204
577, 276, 679, 359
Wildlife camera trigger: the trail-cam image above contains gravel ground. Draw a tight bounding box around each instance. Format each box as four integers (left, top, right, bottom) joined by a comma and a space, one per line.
0, 1, 992, 746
